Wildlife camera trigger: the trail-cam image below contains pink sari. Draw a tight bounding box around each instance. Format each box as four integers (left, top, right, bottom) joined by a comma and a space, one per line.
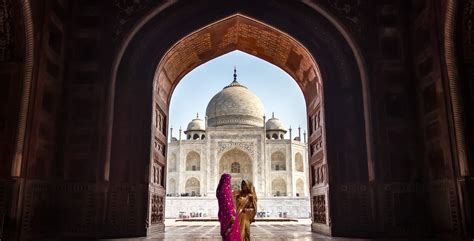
216, 173, 241, 241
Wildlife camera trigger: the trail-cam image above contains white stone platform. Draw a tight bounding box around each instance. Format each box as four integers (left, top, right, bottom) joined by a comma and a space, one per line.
165, 196, 310, 218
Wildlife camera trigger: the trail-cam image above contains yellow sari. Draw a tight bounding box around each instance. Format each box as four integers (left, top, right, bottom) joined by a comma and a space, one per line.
235, 180, 257, 241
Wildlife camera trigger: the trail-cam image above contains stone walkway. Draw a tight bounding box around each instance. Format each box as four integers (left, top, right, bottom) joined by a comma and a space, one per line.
102, 220, 428, 241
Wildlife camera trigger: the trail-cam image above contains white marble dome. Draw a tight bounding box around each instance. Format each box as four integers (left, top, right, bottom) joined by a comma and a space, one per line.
266, 114, 286, 131
206, 79, 264, 127
186, 115, 205, 132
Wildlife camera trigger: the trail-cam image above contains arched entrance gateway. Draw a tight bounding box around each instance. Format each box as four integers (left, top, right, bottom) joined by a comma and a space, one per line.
219, 148, 253, 190
110, 1, 371, 237
4, 0, 473, 240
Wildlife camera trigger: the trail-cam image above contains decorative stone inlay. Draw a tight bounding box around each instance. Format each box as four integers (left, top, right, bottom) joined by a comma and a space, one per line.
313, 195, 326, 224
312, 164, 326, 185
217, 141, 255, 157
208, 115, 263, 128
153, 138, 165, 158
153, 104, 166, 135
311, 137, 323, 157
151, 194, 164, 225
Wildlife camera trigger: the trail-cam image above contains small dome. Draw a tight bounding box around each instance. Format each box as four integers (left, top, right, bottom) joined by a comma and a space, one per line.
185, 114, 205, 132
266, 113, 286, 131
206, 69, 264, 127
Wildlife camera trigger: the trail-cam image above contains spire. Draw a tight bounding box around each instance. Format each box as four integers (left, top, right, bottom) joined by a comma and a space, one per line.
234, 66, 237, 81
289, 126, 292, 140
224, 67, 247, 89
272, 112, 275, 118
196, 112, 199, 119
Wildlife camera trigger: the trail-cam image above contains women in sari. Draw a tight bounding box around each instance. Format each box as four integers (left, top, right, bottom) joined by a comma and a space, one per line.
216, 173, 241, 241
235, 179, 257, 241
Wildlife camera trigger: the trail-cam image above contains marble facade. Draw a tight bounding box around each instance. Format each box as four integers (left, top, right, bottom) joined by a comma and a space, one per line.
165, 80, 309, 218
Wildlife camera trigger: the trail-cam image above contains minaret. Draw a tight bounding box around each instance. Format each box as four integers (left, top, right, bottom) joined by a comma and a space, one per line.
289, 126, 292, 140
170, 126, 173, 140
179, 126, 182, 141
298, 126, 301, 141
303, 131, 307, 143
263, 114, 266, 135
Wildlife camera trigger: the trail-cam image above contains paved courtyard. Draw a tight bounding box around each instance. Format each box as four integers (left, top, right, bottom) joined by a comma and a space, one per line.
103, 220, 434, 241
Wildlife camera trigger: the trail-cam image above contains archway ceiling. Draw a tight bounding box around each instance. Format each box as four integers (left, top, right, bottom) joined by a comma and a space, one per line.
154, 14, 320, 106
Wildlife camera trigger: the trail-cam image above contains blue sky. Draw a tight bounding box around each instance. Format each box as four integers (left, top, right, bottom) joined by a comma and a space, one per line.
169, 50, 307, 140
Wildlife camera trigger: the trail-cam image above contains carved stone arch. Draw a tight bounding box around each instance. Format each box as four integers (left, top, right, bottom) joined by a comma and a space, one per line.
296, 178, 305, 196
185, 151, 200, 171
271, 151, 286, 171
217, 141, 255, 158
184, 177, 200, 195
9, 0, 474, 240
219, 148, 253, 183
110, 0, 371, 237
271, 177, 287, 196
295, 152, 304, 172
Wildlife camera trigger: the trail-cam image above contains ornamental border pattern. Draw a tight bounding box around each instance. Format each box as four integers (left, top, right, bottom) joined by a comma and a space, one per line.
217, 141, 255, 157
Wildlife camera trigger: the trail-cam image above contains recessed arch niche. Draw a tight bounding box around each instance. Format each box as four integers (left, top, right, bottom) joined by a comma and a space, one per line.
219, 148, 253, 185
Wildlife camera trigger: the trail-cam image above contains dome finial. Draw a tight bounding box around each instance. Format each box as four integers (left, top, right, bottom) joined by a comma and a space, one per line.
233, 67, 237, 81
224, 67, 246, 89
196, 112, 199, 118
272, 112, 275, 118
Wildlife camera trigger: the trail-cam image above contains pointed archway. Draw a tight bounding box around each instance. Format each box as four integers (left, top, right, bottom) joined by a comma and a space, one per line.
109, 1, 371, 238
219, 148, 253, 188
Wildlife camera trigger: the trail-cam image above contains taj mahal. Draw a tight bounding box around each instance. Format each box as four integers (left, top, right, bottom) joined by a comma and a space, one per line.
165, 70, 310, 219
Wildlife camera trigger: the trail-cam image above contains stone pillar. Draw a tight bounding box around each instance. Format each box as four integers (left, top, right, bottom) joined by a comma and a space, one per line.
298, 126, 301, 140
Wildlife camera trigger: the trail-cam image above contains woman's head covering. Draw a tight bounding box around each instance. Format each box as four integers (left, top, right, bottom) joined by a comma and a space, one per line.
217, 173, 231, 197
241, 179, 257, 202
216, 173, 241, 239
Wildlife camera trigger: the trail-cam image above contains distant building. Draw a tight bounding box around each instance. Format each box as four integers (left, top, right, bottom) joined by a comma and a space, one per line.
166, 71, 309, 218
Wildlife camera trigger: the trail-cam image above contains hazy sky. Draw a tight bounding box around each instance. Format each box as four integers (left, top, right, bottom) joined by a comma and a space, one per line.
169, 50, 307, 140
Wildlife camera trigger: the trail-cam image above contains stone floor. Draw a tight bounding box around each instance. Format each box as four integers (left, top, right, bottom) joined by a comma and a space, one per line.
102, 220, 433, 241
